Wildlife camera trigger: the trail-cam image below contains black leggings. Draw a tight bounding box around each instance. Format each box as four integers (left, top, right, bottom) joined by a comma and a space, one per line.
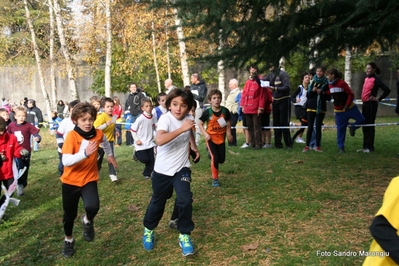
62, 181, 99, 236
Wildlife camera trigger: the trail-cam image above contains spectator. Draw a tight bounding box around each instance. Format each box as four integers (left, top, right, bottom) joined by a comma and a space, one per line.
190, 73, 208, 145
26, 99, 43, 152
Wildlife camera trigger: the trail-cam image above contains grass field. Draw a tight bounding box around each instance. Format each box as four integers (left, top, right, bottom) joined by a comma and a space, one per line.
1, 116, 399, 265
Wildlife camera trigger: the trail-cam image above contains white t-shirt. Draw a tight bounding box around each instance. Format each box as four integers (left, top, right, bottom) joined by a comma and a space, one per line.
130, 113, 157, 151
154, 112, 193, 176
56, 117, 75, 153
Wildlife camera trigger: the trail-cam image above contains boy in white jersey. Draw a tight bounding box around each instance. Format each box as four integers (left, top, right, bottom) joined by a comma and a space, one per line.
130, 98, 157, 179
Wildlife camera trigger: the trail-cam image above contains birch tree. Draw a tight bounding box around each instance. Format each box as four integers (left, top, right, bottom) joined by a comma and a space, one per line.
53, 0, 79, 100
24, 0, 52, 118
48, 0, 57, 106
104, 0, 112, 97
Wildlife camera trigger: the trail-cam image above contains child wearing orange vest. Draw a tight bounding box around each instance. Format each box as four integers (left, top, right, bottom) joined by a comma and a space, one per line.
199, 89, 233, 187
60, 102, 117, 258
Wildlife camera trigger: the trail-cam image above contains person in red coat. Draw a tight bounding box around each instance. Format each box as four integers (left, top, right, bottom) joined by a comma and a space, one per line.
0, 117, 27, 208
240, 65, 265, 149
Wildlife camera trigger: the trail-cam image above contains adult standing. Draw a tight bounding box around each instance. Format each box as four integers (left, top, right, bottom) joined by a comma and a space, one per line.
395, 68, 399, 116
164, 78, 176, 94
240, 65, 265, 149
26, 99, 43, 152
225, 79, 241, 146
359, 62, 391, 153
263, 63, 292, 149
57, 100, 66, 119
125, 83, 145, 145
190, 73, 208, 145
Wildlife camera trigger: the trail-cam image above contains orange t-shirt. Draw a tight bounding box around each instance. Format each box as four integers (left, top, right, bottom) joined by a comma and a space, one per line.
60, 129, 104, 187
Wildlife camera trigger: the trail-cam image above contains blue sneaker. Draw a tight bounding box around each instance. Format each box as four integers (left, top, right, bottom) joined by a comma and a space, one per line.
142, 228, 154, 250
179, 234, 194, 256
212, 179, 220, 187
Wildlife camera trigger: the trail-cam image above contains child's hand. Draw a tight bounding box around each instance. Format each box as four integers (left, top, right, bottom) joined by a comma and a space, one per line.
136, 140, 142, 145
181, 119, 195, 133
204, 133, 210, 141
34, 137, 40, 142
106, 120, 112, 126
85, 141, 97, 156
107, 155, 117, 168
227, 133, 233, 142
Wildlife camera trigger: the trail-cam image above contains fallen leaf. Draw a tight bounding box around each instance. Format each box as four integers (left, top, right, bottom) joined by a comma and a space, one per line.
265, 170, 273, 173
293, 160, 304, 164
228, 150, 239, 155
242, 242, 259, 251
128, 204, 140, 212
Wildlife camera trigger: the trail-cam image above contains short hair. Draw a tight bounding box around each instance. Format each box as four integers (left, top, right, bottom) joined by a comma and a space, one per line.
89, 95, 100, 102
100, 97, 114, 108
229, 78, 239, 86
51, 111, 58, 116
156, 92, 167, 102
141, 97, 152, 107
14, 105, 27, 114
316, 66, 326, 72
207, 89, 222, 101
326, 68, 342, 79
301, 72, 310, 81
68, 100, 80, 111
28, 99, 36, 105
165, 88, 194, 111
0, 108, 8, 114
71, 102, 97, 123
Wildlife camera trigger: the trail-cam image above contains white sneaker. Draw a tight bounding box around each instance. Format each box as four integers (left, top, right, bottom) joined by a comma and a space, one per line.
110, 175, 118, 182
295, 137, 305, 144
240, 143, 250, 148
357, 148, 370, 153
17, 185, 24, 196
262, 143, 272, 148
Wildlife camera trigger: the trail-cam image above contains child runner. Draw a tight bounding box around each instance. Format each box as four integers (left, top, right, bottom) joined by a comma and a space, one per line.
0, 108, 11, 127
94, 97, 118, 182
142, 88, 199, 256
290, 72, 309, 144
152, 92, 167, 122
326, 68, 365, 153
131, 98, 157, 179
199, 89, 233, 187
0, 117, 27, 216
60, 102, 117, 258
49, 111, 63, 135
7, 105, 41, 196
56, 100, 80, 176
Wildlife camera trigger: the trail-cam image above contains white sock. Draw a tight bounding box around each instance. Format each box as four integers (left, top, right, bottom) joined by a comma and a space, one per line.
65, 237, 74, 243
83, 215, 90, 224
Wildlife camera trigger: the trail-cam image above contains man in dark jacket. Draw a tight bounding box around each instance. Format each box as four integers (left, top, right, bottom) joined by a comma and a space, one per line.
27, 99, 43, 151
190, 73, 208, 145
125, 83, 145, 145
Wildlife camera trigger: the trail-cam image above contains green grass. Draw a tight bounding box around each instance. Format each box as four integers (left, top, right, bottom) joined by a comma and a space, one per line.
1, 116, 399, 265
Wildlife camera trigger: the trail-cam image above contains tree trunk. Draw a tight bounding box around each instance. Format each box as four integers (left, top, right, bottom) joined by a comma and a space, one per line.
53, 0, 79, 100
104, 0, 112, 97
173, 9, 190, 86
152, 20, 161, 93
345, 45, 352, 87
218, 30, 225, 104
48, 0, 57, 107
24, 0, 52, 120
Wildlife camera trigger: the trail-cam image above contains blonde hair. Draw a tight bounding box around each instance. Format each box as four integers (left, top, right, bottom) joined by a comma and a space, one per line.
14, 105, 27, 114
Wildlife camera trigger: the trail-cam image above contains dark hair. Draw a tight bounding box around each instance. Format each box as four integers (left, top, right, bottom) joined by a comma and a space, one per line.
100, 97, 114, 108
301, 72, 310, 81
58, 100, 65, 105
207, 89, 222, 101
140, 97, 152, 107
367, 62, 381, 75
326, 68, 343, 79
68, 100, 80, 111
247, 64, 259, 72
165, 88, 194, 111
71, 102, 97, 123
316, 66, 326, 72
184, 85, 191, 91
156, 92, 167, 102
28, 99, 36, 106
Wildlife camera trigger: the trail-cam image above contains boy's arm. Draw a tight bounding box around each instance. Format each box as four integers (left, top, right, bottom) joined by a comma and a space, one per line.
101, 135, 117, 168
370, 215, 399, 263
198, 120, 209, 141
156, 119, 195, 146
